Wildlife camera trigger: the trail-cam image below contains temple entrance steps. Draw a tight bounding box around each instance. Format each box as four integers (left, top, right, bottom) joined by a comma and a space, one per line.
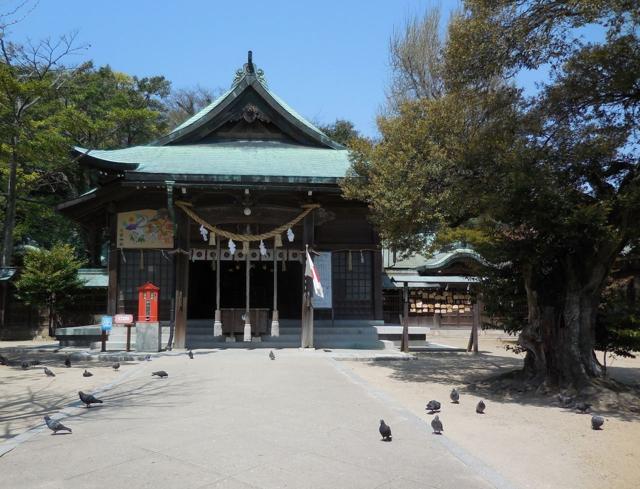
185, 319, 386, 349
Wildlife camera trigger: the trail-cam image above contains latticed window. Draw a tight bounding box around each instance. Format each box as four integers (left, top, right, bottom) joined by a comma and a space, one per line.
332, 251, 373, 319
117, 250, 174, 321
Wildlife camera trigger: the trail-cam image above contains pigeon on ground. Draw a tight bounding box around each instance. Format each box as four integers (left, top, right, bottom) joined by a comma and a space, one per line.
0, 354, 7, 366
431, 415, 444, 434
188, 350, 194, 359
269, 350, 275, 360
44, 367, 55, 377
144, 355, 151, 361
112, 362, 120, 371
152, 370, 168, 378
556, 393, 573, 407
83, 369, 93, 377
44, 415, 72, 434
575, 402, 591, 414
591, 415, 605, 430
450, 388, 460, 404
379, 419, 392, 441
426, 400, 441, 413
476, 400, 486, 414
78, 391, 103, 408
64, 357, 71, 368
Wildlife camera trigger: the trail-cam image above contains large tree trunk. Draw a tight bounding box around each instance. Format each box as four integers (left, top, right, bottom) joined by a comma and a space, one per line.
518, 259, 611, 388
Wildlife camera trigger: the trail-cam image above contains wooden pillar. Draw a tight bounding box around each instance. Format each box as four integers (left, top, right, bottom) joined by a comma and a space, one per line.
107, 210, 118, 316
301, 212, 315, 348
213, 239, 222, 336
173, 211, 189, 349
470, 298, 481, 354
271, 236, 279, 336
243, 241, 251, 342
401, 282, 409, 353
373, 249, 383, 320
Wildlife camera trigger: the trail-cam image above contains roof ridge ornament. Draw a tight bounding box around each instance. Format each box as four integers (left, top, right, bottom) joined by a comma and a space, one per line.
233, 50, 267, 87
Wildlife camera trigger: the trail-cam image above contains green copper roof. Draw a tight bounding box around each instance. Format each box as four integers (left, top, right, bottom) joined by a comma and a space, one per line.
74, 141, 350, 180
74, 53, 348, 182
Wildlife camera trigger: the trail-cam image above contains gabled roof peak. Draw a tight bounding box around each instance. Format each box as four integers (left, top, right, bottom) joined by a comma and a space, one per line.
232, 50, 268, 88
153, 51, 344, 150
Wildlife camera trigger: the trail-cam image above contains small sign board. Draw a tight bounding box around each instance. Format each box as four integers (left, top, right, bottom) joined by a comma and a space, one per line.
114, 314, 134, 325
101, 315, 113, 332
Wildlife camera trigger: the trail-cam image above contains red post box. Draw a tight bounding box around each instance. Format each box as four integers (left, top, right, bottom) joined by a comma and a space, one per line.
137, 282, 159, 322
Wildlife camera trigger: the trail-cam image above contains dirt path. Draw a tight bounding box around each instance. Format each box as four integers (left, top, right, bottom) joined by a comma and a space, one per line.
344, 337, 640, 489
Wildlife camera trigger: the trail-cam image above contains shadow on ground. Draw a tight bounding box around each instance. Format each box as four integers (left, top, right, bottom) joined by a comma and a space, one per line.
354, 351, 640, 422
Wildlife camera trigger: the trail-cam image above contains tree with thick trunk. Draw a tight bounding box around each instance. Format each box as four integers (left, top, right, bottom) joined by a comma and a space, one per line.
343, 1, 640, 388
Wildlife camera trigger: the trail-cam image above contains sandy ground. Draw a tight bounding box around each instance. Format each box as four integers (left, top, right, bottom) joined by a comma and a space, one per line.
0, 343, 129, 441
344, 334, 640, 489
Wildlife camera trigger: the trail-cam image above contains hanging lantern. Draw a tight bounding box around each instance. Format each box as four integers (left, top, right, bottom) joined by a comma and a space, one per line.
242, 241, 249, 253
287, 228, 294, 242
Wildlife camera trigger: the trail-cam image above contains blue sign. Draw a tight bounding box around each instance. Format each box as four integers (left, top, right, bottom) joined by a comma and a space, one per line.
101, 316, 113, 332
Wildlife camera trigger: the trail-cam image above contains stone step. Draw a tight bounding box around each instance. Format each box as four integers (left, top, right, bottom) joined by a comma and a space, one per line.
185, 338, 386, 350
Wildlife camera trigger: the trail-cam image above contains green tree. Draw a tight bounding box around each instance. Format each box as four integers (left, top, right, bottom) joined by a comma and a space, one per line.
15, 244, 86, 336
65, 65, 171, 150
344, 1, 640, 387
319, 119, 359, 146
0, 28, 88, 267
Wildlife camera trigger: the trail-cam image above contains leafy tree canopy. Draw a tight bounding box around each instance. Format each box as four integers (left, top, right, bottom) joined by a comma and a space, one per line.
344, 0, 640, 387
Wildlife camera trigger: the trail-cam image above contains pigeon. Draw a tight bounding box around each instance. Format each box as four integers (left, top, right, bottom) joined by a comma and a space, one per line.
44, 416, 72, 434
44, 367, 55, 377
591, 415, 605, 430
269, 350, 275, 360
476, 400, 486, 414
450, 388, 460, 404
431, 415, 444, 434
556, 393, 573, 407
78, 391, 103, 408
188, 350, 194, 359
144, 355, 151, 361
379, 419, 392, 441
112, 362, 120, 371
152, 370, 168, 378
21, 362, 29, 370
64, 357, 71, 368
0, 354, 7, 366
575, 402, 591, 414
82, 369, 93, 377
426, 400, 441, 413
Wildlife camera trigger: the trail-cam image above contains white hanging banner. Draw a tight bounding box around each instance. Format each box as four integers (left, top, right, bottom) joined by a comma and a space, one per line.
311, 252, 332, 308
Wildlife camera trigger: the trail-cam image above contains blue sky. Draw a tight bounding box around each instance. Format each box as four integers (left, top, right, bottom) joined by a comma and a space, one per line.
6, 1, 603, 138
6, 0, 460, 137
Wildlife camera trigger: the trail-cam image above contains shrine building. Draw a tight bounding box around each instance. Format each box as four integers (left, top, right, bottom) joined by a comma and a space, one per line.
58, 53, 384, 349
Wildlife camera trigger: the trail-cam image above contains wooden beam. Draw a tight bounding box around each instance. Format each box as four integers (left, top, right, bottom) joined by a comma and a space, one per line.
373, 249, 383, 320
107, 212, 118, 316
173, 211, 189, 349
